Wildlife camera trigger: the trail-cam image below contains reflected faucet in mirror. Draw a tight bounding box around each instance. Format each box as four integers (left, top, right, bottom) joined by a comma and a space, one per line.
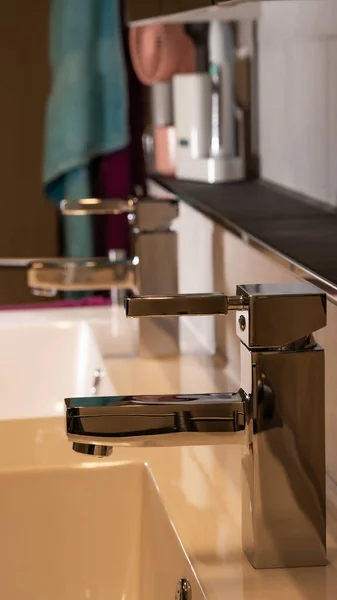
65, 282, 327, 570
0, 196, 179, 357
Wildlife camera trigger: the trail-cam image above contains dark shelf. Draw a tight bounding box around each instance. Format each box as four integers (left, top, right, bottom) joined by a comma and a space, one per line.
152, 175, 337, 298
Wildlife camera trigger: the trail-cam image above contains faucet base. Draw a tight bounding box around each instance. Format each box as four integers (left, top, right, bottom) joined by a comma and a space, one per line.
242, 344, 326, 569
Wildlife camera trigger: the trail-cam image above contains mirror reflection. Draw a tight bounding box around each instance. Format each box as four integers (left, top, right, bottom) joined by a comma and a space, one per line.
1, 0, 256, 306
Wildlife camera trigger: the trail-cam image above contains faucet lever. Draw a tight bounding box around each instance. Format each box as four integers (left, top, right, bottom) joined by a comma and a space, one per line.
125, 293, 248, 318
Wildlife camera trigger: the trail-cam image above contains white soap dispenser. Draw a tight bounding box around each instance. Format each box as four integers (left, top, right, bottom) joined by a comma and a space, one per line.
173, 21, 245, 184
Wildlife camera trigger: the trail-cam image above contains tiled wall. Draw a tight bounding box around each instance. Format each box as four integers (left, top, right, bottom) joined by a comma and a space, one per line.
258, 0, 337, 206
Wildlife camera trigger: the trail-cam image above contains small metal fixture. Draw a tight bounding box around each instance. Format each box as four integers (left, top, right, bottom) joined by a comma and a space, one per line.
91, 368, 103, 396
72, 443, 112, 458
238, 314, 246, 331
175, 579, 191, 600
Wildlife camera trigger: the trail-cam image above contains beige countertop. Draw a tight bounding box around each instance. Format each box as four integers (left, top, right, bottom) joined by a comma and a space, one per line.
1, 349, 337, 599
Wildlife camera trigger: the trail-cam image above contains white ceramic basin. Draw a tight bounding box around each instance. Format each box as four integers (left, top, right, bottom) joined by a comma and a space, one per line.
0, 304, 236, 422
0, 461, 204, 600
0, 320, 115, 420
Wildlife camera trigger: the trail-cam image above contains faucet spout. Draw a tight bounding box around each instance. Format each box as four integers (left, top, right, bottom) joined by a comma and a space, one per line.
65, 392, 247, 448
125, 293, 249, 317
27, 257, 137, 296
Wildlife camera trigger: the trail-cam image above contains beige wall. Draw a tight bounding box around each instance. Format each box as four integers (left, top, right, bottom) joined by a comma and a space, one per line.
0, 2, 57, 305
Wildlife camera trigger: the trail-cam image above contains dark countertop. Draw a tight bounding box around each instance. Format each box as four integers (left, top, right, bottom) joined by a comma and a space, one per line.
152, 175, 337, 299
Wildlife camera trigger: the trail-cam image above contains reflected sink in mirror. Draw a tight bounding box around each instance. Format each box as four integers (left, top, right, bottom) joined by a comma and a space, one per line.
0, 304, 233, 422
0, 461, 204, 600
0, 319, 115, 420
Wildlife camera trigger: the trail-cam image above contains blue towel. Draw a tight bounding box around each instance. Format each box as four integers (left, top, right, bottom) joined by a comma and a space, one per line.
44, 0, 129, 258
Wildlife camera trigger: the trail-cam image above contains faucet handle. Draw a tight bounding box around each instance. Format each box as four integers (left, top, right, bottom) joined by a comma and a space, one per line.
125, 293, 248, 318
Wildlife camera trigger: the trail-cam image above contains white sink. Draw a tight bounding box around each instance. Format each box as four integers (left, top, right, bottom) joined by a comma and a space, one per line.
0, 319, 115, 420
0, 304, 235, 421
0, 461, 204, 600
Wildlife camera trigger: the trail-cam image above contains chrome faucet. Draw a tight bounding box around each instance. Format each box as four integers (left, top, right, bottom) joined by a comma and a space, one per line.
0, 196, 179, 357
65, 282, 327, 569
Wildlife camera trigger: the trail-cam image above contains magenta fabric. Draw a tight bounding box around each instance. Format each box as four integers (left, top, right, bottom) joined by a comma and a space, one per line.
0, 296, 111, 311
93, 0, 146, 255
95, 147, 131, 253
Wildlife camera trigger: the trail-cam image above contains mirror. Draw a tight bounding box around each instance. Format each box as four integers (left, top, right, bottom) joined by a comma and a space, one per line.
0, 1, 58, 305
0, 0, 257, 307
126, 0, 212, 23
